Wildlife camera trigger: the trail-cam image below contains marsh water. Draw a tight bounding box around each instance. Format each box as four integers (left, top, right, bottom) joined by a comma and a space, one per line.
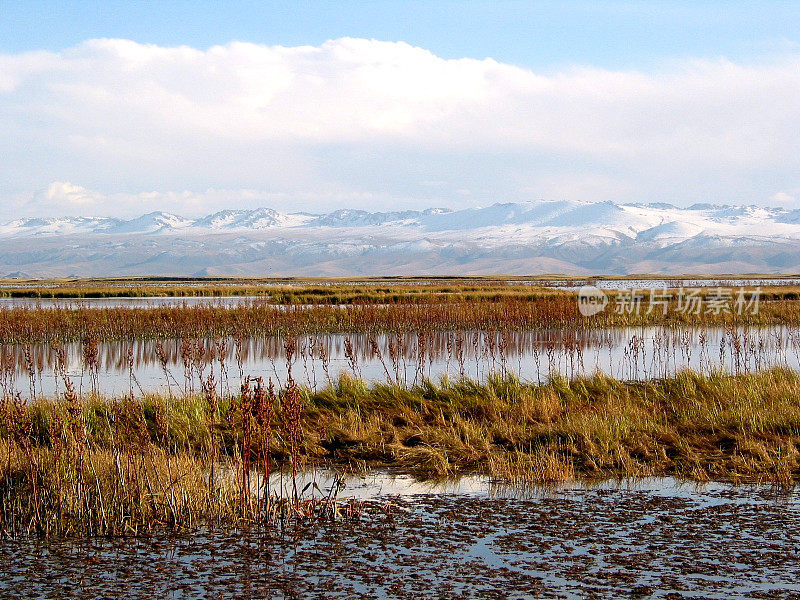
0, 277, 797, 309
2, 473, 799, 599
3, 325, 800, 399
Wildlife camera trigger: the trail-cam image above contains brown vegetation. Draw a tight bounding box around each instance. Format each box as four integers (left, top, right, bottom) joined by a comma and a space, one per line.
3, 368, 800, 537
3, 292, 800, 344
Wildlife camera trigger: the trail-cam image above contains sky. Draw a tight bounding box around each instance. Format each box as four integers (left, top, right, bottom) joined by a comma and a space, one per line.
1, 0, 799, 218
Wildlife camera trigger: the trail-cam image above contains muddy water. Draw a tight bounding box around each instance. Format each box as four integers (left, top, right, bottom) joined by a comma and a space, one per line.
3, 325, 800, 398
2, 475, 798, 599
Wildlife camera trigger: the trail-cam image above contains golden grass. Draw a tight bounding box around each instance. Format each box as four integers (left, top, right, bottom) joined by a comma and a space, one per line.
3, 368, 800, 537
4, 366, 800, 538
3, 275, 800, 303
287, 369, 800, 483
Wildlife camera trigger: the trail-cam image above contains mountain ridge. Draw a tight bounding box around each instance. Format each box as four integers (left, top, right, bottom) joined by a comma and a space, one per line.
3, 200, 800, 276
4, 200, 798, 237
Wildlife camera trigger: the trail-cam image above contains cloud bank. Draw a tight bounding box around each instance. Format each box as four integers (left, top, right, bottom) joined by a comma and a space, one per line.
1, 38, 799, 216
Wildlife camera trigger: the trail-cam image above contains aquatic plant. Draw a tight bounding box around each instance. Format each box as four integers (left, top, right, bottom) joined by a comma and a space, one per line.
2, 368, 800, 537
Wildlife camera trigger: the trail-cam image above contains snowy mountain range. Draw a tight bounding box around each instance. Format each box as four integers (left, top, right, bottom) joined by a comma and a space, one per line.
3, 200, 800, 276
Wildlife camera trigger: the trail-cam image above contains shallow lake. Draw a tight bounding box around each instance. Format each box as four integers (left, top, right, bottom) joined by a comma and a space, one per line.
2, 325, 800, 398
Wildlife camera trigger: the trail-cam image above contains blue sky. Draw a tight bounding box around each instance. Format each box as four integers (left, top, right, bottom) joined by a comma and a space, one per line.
2, 1, 798, 69
1, 1, 799, 217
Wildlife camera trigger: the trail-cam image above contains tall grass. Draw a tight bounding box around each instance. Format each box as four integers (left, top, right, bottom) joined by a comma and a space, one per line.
2, 368, 799, 537
0, 372, 357, 538
3, 293, 799, 345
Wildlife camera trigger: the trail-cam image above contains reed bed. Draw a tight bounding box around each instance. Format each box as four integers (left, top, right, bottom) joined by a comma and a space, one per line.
0, 372, 363, 538
0, 279, 571, 303
3, 368, 800, 537
4, 280, 800, 538
0, 274, 610, 299
5, 322, 800, 405
3, 293, 800, 344
304, 369, 800, 483
4, 273, 800, 296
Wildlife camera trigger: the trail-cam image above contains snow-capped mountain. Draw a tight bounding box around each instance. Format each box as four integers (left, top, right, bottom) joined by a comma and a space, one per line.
0, 216, 121, 236
104, 211, 193, 234
3, 200, 800, 276
193, 208, 314, 230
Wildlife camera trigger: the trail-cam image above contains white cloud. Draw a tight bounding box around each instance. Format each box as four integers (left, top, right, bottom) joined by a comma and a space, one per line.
44, 182, 98, 205
1, 38, 800, 216
24, 183, 395, 218
772, 191, 798, 206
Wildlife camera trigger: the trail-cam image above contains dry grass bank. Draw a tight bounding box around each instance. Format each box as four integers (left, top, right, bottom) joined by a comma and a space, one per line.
2, 369, 800, 536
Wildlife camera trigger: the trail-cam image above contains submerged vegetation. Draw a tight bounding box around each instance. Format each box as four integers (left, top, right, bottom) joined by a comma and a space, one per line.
3, 368, 800, 536
3, 292, 800, 345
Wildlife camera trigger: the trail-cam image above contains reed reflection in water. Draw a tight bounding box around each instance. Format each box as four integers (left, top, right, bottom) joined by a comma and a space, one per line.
3, 325, 800, 399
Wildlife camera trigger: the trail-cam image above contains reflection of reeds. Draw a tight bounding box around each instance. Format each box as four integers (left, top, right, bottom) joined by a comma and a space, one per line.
344, 337, 359, 378
3, 291, 796, 346
12, 324, 800, 397
10, 322, 800, 400
82, 336, 99, 395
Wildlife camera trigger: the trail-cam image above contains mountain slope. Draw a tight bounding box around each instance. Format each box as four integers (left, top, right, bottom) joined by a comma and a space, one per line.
3, 200, 800, 276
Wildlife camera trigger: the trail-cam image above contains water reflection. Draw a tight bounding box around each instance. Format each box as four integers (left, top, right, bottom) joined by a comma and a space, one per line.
266, 469, 800, 504
3, 325, 800, 399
